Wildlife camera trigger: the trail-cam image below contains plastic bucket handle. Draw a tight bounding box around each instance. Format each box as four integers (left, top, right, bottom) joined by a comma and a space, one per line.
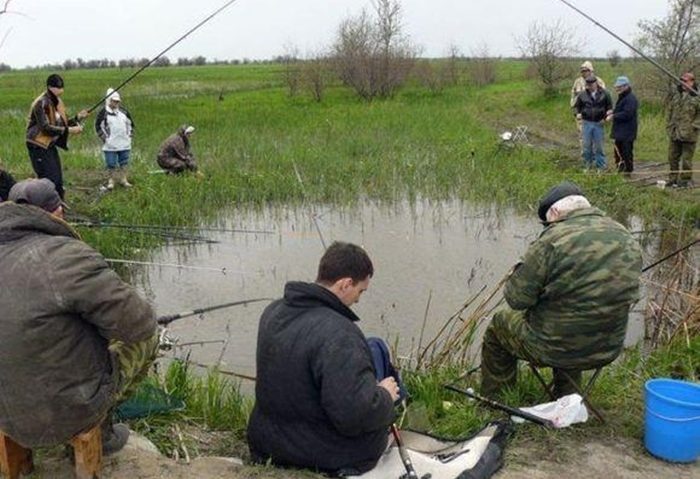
647, 409, 700, 423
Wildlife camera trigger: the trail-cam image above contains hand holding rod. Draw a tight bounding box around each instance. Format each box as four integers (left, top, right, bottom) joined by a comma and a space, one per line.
444, 384, 554, 428
157, 297, 272, 325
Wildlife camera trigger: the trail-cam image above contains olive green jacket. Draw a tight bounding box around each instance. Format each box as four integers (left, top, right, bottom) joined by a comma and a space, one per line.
504, 207, 642, 368
667, 90, 700, 142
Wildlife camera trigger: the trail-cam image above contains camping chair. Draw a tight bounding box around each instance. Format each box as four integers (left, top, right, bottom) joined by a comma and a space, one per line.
526, 361, 610, 422
512, 125, 529, 144
0, 424, 102, 479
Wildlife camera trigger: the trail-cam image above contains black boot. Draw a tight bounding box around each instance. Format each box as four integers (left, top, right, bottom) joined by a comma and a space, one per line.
101, 420, 130, 455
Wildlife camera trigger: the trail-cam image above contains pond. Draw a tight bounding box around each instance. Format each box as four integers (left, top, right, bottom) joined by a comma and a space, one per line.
133, 198, 646, 382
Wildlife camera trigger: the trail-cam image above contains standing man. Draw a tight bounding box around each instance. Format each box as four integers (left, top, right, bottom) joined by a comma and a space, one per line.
248, 242, 400, 475
666, 72, 700, 188
26, 74, 88, 199
609, 76, 639, 174
480, 181, 642, 398
573, 75, 613, 171
157, 125, 198, 174
95, 88, 135, 189
571, 61, 606, 147
0, 179, 158, 454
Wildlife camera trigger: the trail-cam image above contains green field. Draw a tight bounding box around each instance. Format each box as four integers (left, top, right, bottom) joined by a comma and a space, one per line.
1, 61, 697, 258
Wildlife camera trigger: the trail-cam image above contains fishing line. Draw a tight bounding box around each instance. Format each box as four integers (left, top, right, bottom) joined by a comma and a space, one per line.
555, 0, 699, 94
85, 0, 240, 113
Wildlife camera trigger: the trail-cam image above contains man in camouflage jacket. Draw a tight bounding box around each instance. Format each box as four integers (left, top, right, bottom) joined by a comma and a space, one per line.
480, 182, 642, 398
157, 125, 197, 174
667, 72, 700, 187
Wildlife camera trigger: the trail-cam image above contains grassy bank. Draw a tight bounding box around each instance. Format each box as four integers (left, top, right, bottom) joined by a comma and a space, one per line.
0, 61, 697, 258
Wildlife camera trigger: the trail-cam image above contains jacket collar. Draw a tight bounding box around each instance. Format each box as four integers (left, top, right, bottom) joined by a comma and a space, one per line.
283, 281, 362, 322
0, 202, 80, 242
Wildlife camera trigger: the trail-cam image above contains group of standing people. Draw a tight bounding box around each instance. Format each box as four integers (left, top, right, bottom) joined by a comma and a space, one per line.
571, 60, 697, 187
10, 73, 200, 204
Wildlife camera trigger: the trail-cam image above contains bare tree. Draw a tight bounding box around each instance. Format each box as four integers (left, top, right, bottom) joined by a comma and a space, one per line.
516, 20, 578, 96
280, 43, 301, 97
332, 0, 417, 101
301, 51, 331, 102
636, 0, 700, 103
607, 49, 622, 68
468, 42, 497, 86
0, 0, 26, 54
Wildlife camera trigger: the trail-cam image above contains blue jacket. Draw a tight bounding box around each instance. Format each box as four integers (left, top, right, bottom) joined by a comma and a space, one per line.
611, 89, 638, 141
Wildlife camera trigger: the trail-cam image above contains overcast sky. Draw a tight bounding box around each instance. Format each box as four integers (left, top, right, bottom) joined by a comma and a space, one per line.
0, 0, 668, 69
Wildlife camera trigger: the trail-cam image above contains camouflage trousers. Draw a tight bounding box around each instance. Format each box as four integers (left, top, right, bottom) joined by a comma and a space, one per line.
668, 140, 695, 183
109, 333, 159, 405
480, 308, 581, 398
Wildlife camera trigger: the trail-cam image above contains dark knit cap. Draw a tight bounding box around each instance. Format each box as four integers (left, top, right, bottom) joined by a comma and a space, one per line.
9, 178, 65, 212
538, 181, 584, 221
46, 74, 64, 89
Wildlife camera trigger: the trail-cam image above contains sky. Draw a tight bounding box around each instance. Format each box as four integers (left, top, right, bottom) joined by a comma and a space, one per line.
0, 0, 669, 69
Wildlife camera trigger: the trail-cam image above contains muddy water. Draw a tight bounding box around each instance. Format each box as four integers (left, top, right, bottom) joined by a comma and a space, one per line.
134, 199, 644, 381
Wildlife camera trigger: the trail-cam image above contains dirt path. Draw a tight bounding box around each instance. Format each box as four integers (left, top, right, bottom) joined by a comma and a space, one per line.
30, 432, 699, 479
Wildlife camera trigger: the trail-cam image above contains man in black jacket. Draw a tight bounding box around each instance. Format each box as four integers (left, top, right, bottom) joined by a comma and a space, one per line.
609, 76, 639, 173
247, 242, 400, 475
573, 75, 613, 171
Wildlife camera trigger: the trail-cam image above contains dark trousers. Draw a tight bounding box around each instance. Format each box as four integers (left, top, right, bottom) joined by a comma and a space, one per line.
668, 140, 695, 183
614, 139, 634, 173
27, 144, 64, 199
367, 337, 408, 402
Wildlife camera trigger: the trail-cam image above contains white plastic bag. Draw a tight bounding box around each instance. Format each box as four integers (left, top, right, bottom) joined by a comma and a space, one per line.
511, 393, 588, 428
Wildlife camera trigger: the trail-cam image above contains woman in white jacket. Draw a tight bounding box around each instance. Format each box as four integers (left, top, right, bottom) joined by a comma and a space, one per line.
94, 88, 135, 189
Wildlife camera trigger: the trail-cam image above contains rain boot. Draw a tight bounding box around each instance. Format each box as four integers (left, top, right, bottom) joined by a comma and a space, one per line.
119, 168, 132, 188
101, 418, 130, 455
106, 170, 115, 190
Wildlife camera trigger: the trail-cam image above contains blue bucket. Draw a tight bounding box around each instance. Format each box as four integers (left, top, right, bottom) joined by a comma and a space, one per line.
644, 378, 700, 463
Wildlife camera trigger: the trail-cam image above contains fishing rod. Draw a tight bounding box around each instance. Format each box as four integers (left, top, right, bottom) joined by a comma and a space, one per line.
390, 425, 430, 479
84, 0, 240, 114
157, 297, 272, 325
292, 162, 327, 249
105, 258, 228, 274
444, 384, 554, 428
555, 0, 699, 94
73, 220, 273, 235
642, 236, 700, 272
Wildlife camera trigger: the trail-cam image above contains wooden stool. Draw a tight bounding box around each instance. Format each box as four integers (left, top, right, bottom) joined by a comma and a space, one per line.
0, 424, 102, 479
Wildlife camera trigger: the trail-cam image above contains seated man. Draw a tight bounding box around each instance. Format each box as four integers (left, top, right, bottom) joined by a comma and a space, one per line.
157, 124, 197, 174
0, 179, 158, 453
480, 181, 642, 398
247, 241, 400, 475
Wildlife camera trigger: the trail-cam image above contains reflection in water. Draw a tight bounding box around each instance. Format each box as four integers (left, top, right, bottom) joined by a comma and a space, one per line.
133, 198, 645, 381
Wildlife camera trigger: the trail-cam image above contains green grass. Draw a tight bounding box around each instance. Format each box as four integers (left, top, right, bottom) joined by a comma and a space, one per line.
1, 61, 697, 258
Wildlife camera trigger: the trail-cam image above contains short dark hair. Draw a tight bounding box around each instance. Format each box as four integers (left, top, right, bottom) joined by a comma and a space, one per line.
316, 241, 374, 285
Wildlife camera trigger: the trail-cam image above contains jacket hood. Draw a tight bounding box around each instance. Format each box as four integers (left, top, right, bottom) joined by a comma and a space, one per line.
105, 88, 121, 113
0, 202, 78, 243
283, 281, 362, 323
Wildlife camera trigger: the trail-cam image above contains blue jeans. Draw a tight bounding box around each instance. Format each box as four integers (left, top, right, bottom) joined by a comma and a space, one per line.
367, 337, 408, 402
104, 150, 130, 170
581, 121, 606, 170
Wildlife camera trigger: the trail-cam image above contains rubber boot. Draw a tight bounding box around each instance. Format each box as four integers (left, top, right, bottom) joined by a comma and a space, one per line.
119, 168, 132, 188
106, 170, 115, 190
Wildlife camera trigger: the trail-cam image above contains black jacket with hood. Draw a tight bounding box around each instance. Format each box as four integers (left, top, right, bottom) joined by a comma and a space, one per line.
247, 281, 395, 475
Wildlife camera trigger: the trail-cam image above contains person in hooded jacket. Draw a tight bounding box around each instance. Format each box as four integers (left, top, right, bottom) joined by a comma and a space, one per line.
247, 242, 400, 475
608, 76, 639, 173
157, 125, 197, 174
0, 179, 158, 455
26, 74, 88, 199
95, 88, 135, 189
571, 61, 606, 148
